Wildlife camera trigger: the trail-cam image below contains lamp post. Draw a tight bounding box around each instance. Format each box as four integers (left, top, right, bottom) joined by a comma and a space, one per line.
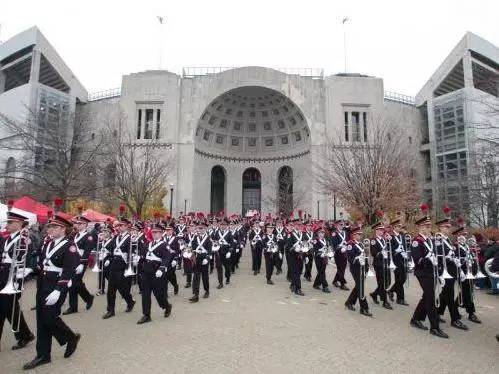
169, 183, 174, 217
317, 200, 320, 219
184, 199, 187, 215
333, 194, 337, 221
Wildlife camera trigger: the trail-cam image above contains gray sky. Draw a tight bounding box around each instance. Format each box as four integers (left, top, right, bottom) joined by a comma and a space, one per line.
1, 0, 498, 96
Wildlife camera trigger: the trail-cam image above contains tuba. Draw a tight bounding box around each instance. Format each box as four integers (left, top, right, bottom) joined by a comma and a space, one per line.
0, 229, 29, 332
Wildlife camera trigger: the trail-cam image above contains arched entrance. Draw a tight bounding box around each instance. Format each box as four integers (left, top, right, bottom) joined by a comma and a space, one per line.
210, 165, 226, 214
277, 166, 293, 217
242, 168, 261, 215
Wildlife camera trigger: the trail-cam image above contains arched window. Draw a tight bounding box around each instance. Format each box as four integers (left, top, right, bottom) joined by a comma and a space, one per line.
210, 165, 226, 215
242, 168, 261, 215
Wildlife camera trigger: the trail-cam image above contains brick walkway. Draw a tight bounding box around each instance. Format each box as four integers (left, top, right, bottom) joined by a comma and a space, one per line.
1, 250, 498, 373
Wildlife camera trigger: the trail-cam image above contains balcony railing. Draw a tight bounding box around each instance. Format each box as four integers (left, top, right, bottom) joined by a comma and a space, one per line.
182, 66, 324, 78
384, 91, 415, 105
88, 87, 121, 102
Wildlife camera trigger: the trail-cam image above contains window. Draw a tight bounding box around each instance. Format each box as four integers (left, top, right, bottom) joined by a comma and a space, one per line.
264, 122, 272, 131
281, 136, 289, 145
250, 111, 256, 118
248, 138, 257, 147
203, 131, 211, 141
137, 109, 142, 139
237, 110, 243, 118
282, 106, 289, 113
216, 135, 224, 144
144, 109, 154, 139
225, 108, 232, 115
273, 109, 280, 115
352, 112, 360, 142
209, 116, 217, 125
296, 112, 304, 121
155, 109, 161, 139
344, 112, 349, 142
262, 111, 268, 117
294, 132, 302, 141
231, 137, 240, 146
233, 122, 242, 131
278, 120, 285, 129
288, 116, 297, 126
216, 104, 223, 111
220, 119, 228, 128
363, 112, 367, 142
265, 138, 274, 147
248, 123, 256, 132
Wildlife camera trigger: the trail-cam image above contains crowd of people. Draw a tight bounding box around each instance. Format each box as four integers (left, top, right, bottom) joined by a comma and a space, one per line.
1, 206, 498, 370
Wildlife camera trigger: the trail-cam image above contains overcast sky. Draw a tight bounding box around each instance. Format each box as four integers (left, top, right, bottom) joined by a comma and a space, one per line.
1, 0, 498, 96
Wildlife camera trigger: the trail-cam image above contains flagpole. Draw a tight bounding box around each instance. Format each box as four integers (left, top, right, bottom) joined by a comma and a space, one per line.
157, 16, 166, 69
342, 17, 348, 73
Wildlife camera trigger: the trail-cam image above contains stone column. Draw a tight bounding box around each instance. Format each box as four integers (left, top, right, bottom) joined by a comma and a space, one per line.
29, 48, 41, 83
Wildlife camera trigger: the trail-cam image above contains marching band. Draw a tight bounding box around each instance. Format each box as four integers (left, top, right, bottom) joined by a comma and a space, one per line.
0, 204, 497, 370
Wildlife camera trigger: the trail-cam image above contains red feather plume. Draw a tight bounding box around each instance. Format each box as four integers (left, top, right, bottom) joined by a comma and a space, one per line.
47, 210, 53, 219
119, 203, 126, 214
419, 203, 429, 213
375, 210, 384, 218
456, 216, 464, 225
53, 198, 63, 208
7, 199, 14, 210
442, 205, 451, 216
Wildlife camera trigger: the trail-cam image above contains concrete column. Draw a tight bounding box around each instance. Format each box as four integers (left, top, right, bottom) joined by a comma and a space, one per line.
0, 70, 5, 94
29, 48, 41, 83
462, 51, 474, 89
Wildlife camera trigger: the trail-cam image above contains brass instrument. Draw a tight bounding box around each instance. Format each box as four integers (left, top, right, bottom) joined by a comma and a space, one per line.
358, 243, 367, 301
362, 239, 375, 277
124, 233, 138, 277
0, 228, 29, 333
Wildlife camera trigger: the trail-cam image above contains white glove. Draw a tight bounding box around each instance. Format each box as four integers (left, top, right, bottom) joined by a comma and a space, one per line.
226, 252, 231, 259
202, 259, 208, 265
240, 244, 244, 249
438, 276, 445, 286
460, 271, 466, 282
45, 290, 61, 306
104, 260, 110, 267
279, 253, 283, 260
340, 247, 347, 253
171, 260, 177, 268
381, 250, 388, 259
75, 264, 84, 274
132, 254, 140, 265
305, 257, 309, 264
155, 269, 163, 278
395, 248, 403, 254
236, 248, 240, 253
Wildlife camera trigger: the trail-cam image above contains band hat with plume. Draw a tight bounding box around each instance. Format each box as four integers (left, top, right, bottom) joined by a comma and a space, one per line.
415, 203, 432, 226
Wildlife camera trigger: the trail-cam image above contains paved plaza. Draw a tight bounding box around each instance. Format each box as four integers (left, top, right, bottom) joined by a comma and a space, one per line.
1, 250, 498, 374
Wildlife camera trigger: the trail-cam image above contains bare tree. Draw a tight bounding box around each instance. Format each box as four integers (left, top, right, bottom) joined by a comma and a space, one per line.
315, 116, 421, 224
104, 110, 176, 217
263, 167, 308, 217
0, 106, 108, 203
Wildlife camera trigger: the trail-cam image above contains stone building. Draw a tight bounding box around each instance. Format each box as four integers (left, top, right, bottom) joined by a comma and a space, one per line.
0, 27, 497, 221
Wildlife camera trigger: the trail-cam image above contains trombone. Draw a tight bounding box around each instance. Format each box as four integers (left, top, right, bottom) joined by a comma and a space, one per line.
404, 234, 414, 288
362, 239, 375, 278
0, 229, 29, 333
124, 234, 138, 277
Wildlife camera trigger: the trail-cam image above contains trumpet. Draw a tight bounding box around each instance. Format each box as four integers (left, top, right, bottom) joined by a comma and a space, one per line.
0, 228, 29, 333
124, 234, 138, 277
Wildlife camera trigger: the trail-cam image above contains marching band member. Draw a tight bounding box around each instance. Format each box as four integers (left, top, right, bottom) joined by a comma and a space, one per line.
409, 207, 448, 338
137, 223, 173, 324
182, 225, 195, 288
96, 225, 114, 295
130, 221, 148, 294
23, 214, 81, 370
273, 220, 287, 275
287, 223, 306, 296
262, 224, 277, 285
344, 225, 372, 316
63, 215, 95, 315
452, 226, 481, 324
434, 217, 468, 330
0, 212, 34, 351
102, 218, 136, 319
312, 227, 331, 293
163, 226, 180, 295
369, 222, 393, 310
249, 222, 264, 276
331, 220, 349, 290
387, 219, 409, 306
189, 224, 212, 303
302, 223, 314, 282
211, 221, 232, 288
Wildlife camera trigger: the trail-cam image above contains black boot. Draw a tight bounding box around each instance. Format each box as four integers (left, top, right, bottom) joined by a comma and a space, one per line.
468, 314, 482, 324
185, 282, 191, 288
360, 309, 372, 317
102, 311, 115, 319
64, 333, 81, 358
23, 356, 51, 370
174, 284, 179, 295
217, 284, 223, 289
370, 292, 379, 304
345, 303, 355, 311
164, 304, 172, 318
189, 294, 199, 303
382, 301, 393, 310
430, 328, 449, 339
137, 315, 151, 324
267, 279, 274, 285
125, 300, 136, 313
86, 295, 94, 310
451, 320, 469, 330
62, 307, 77, 315
410, 319, 428, 330
396, 299, 409, 306
12, 334, 35, 350
322, 287, 331, 293
203, 291, 210, 299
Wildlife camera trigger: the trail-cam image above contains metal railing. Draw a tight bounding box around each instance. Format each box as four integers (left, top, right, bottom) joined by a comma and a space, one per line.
182, 66, 324, 78
384, 91, 415, 105
88, 87, 121, 102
